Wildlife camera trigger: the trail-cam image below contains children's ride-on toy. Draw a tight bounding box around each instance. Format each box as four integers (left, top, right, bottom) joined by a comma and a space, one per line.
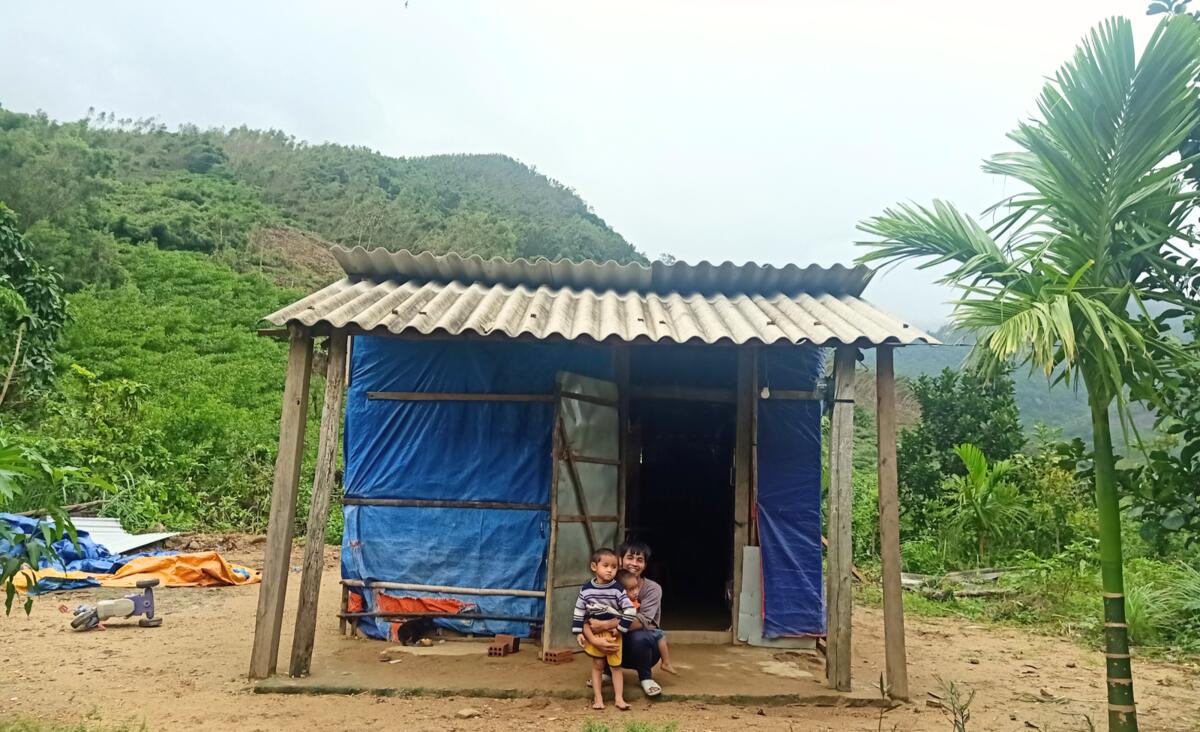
70, 578, 162, 631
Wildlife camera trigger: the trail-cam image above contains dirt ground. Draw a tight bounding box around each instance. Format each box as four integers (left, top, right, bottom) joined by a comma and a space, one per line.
2, 534, 1198, 732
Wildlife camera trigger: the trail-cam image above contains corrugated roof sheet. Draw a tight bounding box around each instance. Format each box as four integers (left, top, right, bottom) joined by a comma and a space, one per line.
72, 517, 178, 556
266, 247, 936, 347
332, 247, 875, 297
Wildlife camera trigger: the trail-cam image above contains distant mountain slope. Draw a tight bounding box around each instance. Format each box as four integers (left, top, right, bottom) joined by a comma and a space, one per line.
0, 106, 645, 292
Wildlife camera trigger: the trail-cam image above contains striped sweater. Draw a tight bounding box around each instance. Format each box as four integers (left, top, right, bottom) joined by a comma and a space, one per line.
571, 578, 637, 635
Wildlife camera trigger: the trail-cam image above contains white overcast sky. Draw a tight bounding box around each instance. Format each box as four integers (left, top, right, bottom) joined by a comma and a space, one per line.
0, 1, 1157, 328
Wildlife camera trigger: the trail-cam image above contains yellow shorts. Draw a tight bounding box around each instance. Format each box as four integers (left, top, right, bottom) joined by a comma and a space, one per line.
583, 629, 622, 667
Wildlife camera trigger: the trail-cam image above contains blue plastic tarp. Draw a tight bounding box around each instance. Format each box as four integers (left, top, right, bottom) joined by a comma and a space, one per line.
756, 345, 827, 637
0, 513, 174, 593
342, 336, 612, 639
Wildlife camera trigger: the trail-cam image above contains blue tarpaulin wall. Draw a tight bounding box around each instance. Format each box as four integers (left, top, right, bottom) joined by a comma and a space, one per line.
756, 345, 826, 638
342, 335, 826, 641
342, 336, 612, 640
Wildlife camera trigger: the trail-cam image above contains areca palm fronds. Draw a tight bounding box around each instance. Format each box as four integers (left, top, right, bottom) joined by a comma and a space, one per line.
857, 16, 1200, 732
942, 443, 1027, 564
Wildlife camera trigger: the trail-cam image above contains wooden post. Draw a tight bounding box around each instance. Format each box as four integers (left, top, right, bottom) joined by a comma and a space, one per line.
826, 345, 856, 691
875, 346, 909, 699
288, 330, 349, 678
248, 325, 314, 679
614, 344, 630, 541
732, 348, 754, 640
541, 399, 563, 656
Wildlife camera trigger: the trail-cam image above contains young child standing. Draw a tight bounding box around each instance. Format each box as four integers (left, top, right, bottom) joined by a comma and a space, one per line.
617, 569, 678, 675
572, 548, 636, 710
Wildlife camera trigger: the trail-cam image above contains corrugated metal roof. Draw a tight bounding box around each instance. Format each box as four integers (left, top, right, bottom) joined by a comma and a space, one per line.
72, 517, 178, 556
266, 248, 936, 346
332, 247, 875, 298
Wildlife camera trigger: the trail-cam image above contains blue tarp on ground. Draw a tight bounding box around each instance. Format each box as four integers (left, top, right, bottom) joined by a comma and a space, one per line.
342, 336, 612, 640
0, 513, 173, 593
756, 345, 827, 637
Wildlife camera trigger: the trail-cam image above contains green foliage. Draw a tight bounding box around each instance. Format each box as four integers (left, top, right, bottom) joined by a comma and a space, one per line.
1122, 309, 1200, 550
0, 435, 88, 615
859, 17, 1200, 724
939, 444, 1027, 565
0, 205, 68, 406
101, 173, 277, 254
3, 245, 302, 531
896, 367, 1024, 534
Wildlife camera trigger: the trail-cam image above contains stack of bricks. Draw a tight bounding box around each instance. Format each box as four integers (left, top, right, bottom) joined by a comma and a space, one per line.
539, 648, 574, 664
487, 633, 520, 657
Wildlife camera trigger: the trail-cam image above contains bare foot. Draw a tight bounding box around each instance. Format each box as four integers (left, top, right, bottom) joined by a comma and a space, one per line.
591, 700, 605, 710
615, 700, 631, 711
660, 661, 680, 675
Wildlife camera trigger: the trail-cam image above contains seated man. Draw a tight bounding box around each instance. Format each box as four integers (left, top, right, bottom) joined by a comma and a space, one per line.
580, 539, 664, 697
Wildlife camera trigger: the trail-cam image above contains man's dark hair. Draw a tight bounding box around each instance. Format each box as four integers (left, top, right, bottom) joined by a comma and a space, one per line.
591, 547, 618, 564
618, 539, 651, 560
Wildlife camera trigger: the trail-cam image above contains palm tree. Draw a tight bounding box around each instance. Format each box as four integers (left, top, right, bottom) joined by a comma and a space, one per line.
942, 444, 1027, 564
857, 16, 1200, 732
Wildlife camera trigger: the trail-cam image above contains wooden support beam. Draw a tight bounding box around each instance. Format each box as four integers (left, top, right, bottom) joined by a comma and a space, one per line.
541, 402, 563, 657
342, 579, 546, 598
342, 497, 548, 511
367, 391, 553, 402
249, 325, 314, 680
613, 344, 630, 541
876, 346, 909, 700
732, 348, 755, 643
825, 345, 856, 692
288, 331, 348, 678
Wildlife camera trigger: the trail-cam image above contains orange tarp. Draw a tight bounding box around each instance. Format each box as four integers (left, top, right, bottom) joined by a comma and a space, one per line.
101, 551, 259, 588
11, 551, 260, 593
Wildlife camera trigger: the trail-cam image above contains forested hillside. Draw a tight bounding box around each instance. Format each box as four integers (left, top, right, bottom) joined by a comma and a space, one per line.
0, 106, 644, 292
0, 105, 642, 532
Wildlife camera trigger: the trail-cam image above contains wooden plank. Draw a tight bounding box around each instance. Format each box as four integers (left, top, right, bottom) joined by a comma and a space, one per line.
749, 349, 760, 547
630, 384, 736, 403
289, 331, 349, 678
732, 347, 754, 643
342, 497, 549, 511
875, 346, 909, 700
338, 611, 542, 623
542, 399, 564, 656
759, 389, 822, 401
367, 391, 553, 402
559, 390, 618, 408
248, 325, 314, 679
569, 453, 621, 466
558, 514, 619, 523
256, 327, 289, 339
339, 585, 349, 636
558, 415, 598, 554
613, 344, 630, 542
825, 345, 856, 691
341, 579, 547, 598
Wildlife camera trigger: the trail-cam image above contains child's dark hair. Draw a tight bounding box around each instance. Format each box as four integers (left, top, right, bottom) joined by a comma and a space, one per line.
591, 547, 618, 564
618, 539, 652, 560
616, 569, 638, 585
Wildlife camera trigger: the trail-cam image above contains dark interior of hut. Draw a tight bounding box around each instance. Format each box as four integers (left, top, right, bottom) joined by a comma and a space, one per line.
624, 345, 738, 632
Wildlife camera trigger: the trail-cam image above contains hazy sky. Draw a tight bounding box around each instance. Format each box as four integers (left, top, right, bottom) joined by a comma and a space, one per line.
0, 1, 1157, 327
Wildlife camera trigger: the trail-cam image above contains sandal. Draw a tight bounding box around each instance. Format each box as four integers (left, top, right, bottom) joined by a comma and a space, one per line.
585, 673, 612, 688
640, 679, 662, 697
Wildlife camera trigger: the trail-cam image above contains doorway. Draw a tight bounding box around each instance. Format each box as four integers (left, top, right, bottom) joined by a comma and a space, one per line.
624, 346, 737, 632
